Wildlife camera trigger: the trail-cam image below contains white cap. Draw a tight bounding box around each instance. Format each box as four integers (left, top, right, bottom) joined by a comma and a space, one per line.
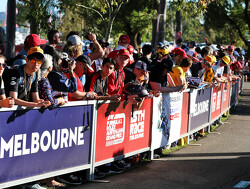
67, 35, 84, 46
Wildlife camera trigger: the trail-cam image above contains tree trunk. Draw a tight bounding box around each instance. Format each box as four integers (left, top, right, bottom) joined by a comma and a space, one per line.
29, 1, 39, 34
105, 16, 113, 42
6, 0, 16, 59
154, 0, 167, 50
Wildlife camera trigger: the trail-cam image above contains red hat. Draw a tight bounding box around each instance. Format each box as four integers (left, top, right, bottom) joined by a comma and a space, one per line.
25, 34, 47, 48
172, 47, 187, 58
118, 35, 130, 44
228, 45, 234, 51
117, 49, 130, 57
127, 45, 135, 54
107, 50, 119, 59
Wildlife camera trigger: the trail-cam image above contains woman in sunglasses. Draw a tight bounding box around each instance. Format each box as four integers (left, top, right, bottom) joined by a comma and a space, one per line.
3, 47, 50, 108
0, 55, 15, 108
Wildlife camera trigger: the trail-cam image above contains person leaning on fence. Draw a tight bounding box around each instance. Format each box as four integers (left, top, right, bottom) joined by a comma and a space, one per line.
3, 47, 51, 108
88, 57, 121, 101
38, 54, 66, 110
213, 55, 231, 83
169, 57, 193, 90
149, 58, 184, 93
0, 55, 14, 108
107, 49, 131, 95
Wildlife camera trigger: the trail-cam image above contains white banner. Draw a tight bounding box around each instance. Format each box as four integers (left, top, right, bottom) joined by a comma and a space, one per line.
151, 92, 183, 149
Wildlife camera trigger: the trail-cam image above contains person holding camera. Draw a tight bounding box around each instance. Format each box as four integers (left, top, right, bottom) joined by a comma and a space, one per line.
3, 47, 51, 108
48, 52, 96, 101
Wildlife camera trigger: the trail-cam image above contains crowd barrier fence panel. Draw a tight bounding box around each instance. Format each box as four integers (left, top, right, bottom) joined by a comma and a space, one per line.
94, 98, 152, 167
188, 87, 211, 134
221, 82, 231, 115
230, 81, 237, 107
210, 84, 223, 123
0, 101, 96, 188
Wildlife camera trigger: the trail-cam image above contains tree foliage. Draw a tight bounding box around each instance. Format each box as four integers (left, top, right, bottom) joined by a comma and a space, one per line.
17, 0, 59, 35
204, 0, 250, 50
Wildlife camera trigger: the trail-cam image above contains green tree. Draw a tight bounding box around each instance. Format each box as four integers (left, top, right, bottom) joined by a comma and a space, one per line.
114, 0, 156, 49
204, 0, 250, 57
17, 0, 59, 35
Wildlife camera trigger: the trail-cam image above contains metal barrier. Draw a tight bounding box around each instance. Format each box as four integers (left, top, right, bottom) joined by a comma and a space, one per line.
0, 80, 242, 188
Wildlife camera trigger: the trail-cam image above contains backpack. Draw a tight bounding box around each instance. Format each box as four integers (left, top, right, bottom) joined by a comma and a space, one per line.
7, 55, 26, 67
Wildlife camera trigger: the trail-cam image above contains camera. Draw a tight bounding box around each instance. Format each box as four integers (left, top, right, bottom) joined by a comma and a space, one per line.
61, 57, 73, 71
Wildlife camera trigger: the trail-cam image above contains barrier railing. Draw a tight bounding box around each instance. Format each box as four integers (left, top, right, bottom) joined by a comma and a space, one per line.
0, 80, 242, 188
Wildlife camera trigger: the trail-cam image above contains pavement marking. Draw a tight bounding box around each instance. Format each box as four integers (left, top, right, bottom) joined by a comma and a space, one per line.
234, 181, 250, 188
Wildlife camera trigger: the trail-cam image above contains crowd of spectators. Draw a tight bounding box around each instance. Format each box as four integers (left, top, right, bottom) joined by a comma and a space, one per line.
0, 30, 249, 188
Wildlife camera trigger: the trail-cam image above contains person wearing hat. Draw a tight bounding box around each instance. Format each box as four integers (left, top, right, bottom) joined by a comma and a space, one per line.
171, 47, 187, 65
190, 55, 216, 79
3, 47, 51, 108
151, 46, 170, 70
74, 55, 95, 89
124, 60, 149, 87
149, 58, 185, 93
108, 49, 130, 95
0, 55, 15, 108
202, 55, 216, 83
212, 55, 231, 82
13, 34, 47, 67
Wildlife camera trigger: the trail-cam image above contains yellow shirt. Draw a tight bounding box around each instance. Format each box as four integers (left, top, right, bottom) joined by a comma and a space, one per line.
169, 65, 185, 86
204, 68, 214, 83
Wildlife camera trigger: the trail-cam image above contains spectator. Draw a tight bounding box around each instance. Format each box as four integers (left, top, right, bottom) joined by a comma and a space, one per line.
171, 47, 187, 65
3, 47, 50, 108
202, 55, 216, 83
176, 38, 183, 48
74, 55, 94, 88
213, 55, 230, 83
43, 29, 61, 63
200, 46, 213, 58
108, 49, 130, 95
85, 33, 104, 63
169, 57, 193, 89
124, 60, 149, 88
0, 55, 14, 108
38, 54, 66, 109
13, 34, 47, 67
151, 46, 170, 71
89, 57, 121, 101
91, 38, 110, 72
63, 35, 84, 59
139, 44, 153, 68
48, 53, 96, 101
149, 58, 184, 93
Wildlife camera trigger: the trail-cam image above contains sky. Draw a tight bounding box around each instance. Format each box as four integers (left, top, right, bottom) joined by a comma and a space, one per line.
0, 0, 7, 13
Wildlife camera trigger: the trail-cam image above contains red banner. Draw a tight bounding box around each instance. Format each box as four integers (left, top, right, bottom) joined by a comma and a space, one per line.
180, 92, 189, 135
95, 98, 152, 163
222, 82, 231, 113
211, 84, 223, 121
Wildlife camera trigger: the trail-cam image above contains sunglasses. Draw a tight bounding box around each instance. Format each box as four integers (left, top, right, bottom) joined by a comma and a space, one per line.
0, 63, 7, 68
30, 59, 43, 64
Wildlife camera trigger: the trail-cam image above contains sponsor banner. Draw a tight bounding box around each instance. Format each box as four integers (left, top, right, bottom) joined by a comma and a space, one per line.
0, 105, 92, 184
95, 99, 152, 163
189, 88, 211, 132
211, 84, 223, 121
222, 82, 231, 112
151, 92, 183, 149
180, 92, 189, 135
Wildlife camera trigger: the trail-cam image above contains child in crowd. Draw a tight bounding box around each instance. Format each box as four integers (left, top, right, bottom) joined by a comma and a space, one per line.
89, 57, 121, 101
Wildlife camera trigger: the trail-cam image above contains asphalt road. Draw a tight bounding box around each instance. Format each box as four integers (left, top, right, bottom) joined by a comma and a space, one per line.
71, 81, 250, 189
